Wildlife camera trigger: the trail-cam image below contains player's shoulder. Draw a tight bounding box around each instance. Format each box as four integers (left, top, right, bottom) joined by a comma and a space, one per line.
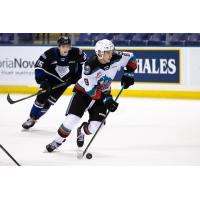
112, 51, 123, 60
114, 51, 135, 62
108, 51, 122, 64
85, 55, 98, 66
69, 47, 82, 56
68, 47, 87, 61
46, 47, 57, 54
43, 47, 58, 58
83, 55, 100, 75
85, 55, 101, 70
114, 51, 133, 58
38, 47, 56, 60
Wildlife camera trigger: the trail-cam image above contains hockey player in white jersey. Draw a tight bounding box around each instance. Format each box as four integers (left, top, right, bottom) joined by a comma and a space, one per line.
46, 39, 137, 152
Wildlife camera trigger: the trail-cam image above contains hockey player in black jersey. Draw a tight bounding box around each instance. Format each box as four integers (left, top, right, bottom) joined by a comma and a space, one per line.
46, 39, 137, 152
22, 36, 87, 129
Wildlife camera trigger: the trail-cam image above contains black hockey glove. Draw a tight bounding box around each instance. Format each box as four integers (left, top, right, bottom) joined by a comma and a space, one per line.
121, 71, 135, 89
102, 95, 118, 112
40, 80, 52, 92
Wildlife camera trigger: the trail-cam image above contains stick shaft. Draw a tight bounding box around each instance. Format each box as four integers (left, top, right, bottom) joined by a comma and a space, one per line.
82, 86, 124, 158
7, 82, 68, 104
0, 144, 21, 166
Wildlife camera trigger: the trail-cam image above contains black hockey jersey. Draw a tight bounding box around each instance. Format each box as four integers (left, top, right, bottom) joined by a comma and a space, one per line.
34, 47, 87, 85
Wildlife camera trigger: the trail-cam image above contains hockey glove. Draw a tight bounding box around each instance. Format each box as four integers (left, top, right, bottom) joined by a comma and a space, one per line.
40, 80, 52, 92
102, 95, 118, 112
121, 71, 135, 89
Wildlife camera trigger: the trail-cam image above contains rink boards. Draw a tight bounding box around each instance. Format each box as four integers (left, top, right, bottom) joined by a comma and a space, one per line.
0, 46, 200, 99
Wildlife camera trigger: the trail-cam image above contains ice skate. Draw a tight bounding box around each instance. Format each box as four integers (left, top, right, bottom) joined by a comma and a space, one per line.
46, 140, 65, 152
77, 122, 87, 148
22, 118, 37, 129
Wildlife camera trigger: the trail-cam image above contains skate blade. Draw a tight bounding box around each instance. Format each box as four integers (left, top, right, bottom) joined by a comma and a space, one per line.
77, 151, 83, 159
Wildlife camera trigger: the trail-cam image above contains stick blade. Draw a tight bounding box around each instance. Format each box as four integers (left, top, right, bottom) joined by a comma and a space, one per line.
77, 151, 84, 159
7, 94, 15, 104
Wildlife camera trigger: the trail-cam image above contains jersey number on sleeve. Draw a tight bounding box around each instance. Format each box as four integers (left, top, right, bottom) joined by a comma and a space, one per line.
36, 60, 44, 68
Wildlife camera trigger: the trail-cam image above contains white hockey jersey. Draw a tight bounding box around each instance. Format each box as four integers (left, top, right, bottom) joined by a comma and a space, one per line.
74, 51, 137, 100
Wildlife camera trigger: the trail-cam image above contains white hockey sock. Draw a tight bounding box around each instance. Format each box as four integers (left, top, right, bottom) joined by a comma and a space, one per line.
54, 134, 66, 144
81, 121, 102, 135
55, 114, 81, 143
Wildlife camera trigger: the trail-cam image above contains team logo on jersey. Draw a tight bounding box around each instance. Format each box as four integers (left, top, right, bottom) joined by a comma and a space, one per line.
84, 65, 91, 75
55, 65, 70, 78
98, 75, 112, 92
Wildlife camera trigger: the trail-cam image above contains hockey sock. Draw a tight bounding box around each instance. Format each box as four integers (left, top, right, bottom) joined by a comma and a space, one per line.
58, 124, 71, 138
81, 121, 102, 135
30, 103, 45, 120
30, 100, 52, 120
55, 114, 81, 143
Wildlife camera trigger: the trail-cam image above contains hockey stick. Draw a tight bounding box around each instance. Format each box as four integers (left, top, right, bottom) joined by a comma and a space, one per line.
7, 82, 68, 104
78, 85, 125, 159
0, 144, 21, 166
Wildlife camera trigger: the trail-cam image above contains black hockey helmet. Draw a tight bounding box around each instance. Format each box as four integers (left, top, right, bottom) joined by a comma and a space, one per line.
57, 36, 71, 46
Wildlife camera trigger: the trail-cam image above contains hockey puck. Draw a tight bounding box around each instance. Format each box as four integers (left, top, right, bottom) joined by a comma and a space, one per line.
86, 153, 92, 159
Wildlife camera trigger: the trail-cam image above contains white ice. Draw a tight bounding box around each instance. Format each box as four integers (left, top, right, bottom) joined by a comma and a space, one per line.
0, 94, 200, 166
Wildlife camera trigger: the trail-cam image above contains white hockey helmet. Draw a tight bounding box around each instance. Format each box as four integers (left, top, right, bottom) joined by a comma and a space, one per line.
95, 39, 115, 58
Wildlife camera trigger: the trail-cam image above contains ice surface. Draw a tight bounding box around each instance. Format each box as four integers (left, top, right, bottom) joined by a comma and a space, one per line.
0, 94, 200, 166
